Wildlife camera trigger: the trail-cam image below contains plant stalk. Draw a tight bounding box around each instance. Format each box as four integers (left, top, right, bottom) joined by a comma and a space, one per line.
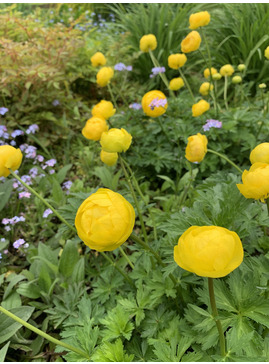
224, 75, 229, 110
178, 68, 195, 103
119, 246, 134, 269
207, 149, 243, 173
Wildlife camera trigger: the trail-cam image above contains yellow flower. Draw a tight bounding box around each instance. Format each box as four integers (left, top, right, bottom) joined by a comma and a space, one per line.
100, 150, 118, 166
220, 64, 234, 77
174, 226, 243, 278
192, 99, 210, 117
82, 116, 108, 141
168, 53, 187, 69
91, 52, 106, 67
75, 188, 135, 252
181, 31, 201, 53
237, 64, 246, 71
0, 145, 23, 177
232, 76, 242, 84
141, 90, 168, 117
259, 83, 267, 89
169, 77, 184, 91
236, 163, 269, 202
185, 133, 208, 163
100, 128, 132, 153
139, 34, 157, 52
199, 82, 213, 96
250, 143, 269, 164
204, 67, 217, 79
265, 46, 269, 60
189, 11, 210, 30
92, 100, 116, 120
212, 73, 222, 81
96, 67, 114, 87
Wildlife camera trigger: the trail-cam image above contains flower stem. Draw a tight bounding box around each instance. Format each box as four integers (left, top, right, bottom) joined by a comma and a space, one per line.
0, 305, 90, 359
9, 170, 76, 234
178, 68, 195, 103
208, 278, 226, 357
119, 246, 134, 269
207, 149, 243, 173
224, 75, 229, 110
266, 199, 269, 216
107, 83, 117, 107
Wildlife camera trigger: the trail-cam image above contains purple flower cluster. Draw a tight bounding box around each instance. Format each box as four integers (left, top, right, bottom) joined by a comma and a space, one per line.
0, 125, 9, 140
129, 103, 142, 110
149, 97, 167, 110
26, 124, 39, 135
203, 119, 222, 132
114, 63, 132, 72
13, 238, 29, 250
150, 67, 166, 78
11, 130, 24, 138
43, 208, 53, 218
0, 107, 8, 115
2, 215, 25, 231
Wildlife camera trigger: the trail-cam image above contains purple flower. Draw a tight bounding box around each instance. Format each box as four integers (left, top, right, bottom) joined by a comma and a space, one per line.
36, 155, 44, 163
11, 130, 24, 138
203, 119, 222, 132
149, 97, 167, 110
52, 99, 60, 106
126, 66, 133, 71
0, 253, 2, 260
13, 239, 25, 249
129, 103, 142, 110
49, 169, 55, 174
43, 209, 53, 218
0, 126, 9, 139
10, 140, 16, 146
5, 226, 11, 231
26, 124, 39, 135
24, 145, 37, 159
3, 250, 8, 255
150, 67, 166, 78
2, 218, 10, 225
62, 181, 72, 190
29, 167, 38, 177
19, 191, 31, 199
114, 63, 126, 71
21, 175, 32, 184
45, 159, 57, 167
0, 107, 8, 115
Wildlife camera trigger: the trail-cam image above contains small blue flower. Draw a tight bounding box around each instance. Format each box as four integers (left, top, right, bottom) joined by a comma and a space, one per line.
0, 107, 9, 115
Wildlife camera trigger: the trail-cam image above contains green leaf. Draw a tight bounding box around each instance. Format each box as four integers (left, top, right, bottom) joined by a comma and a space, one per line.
100, 306, 134, 341
0, 341, 10, 362
71, 257, 85, 283
3, 274, 26, 300
0, 180, 13, 211
59, 240, 79, 278
56, 164, 73, 184
91, 338, 134, 362
17, 282, 41, 299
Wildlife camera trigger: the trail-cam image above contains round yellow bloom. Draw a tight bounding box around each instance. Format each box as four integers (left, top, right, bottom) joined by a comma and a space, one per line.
236, 163, 269, 202
259, 83, 267, 89
82, 116, 108, 141
174, 226, 244, 278
232, 76, 242, 84
212, 73, 222, 81
0, 145, 23, 177
238, 64, 246, 71
75, 188, 135, 252
92, 100, 116, 120
189, 11, 210, 30
91, 52, 106, 67
96, 67, 114, 87
139, 34, 157, 52
265, 46, 269, 60
199, 82, 213, 96
141, 90, 168, 118
192, 99, 210, 117
250, 143, 269, 164
169, 77, 184, 91
100, 128, 132, 153
168, 53, 187, 69
185, 133, 208, 163
220, 64, 234, 77
181, 31, 201, 53
100, 150, 118, 166
204, 67, 217, 79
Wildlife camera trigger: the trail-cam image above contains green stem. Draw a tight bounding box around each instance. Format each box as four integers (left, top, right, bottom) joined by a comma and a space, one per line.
266, 199, 269, 216
9, 170, 76, 234
119, 246, 134, 269
224, 75, 229, 110
0, 305, 90, 359
178, 163, 193, 206
207, 149, 243, 173
178, 68, 195, 103
107, 83, 117, 107
208, 278, 226, 357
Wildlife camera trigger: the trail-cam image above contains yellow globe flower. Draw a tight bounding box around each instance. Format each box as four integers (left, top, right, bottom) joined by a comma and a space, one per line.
232, 76, 242, 84
181, 31, 201, 53
265, 46, 269, 60
0, 145, 23, 177
192, 99, 210, 117
169, 77, 184, 91
199, 82, 213, 96
189, 11, 211, 30
100, 128, 132, 153
139, 34, 157, 52
75, 188, 135, 252
250, 143, 269, 164
92, 100, 116, 120
82, 116, 108, 141
220, 64, 234, 77
236, 162, 269, 202
91, 52, 106, 67
185, 133, 208, 163
237, 64, 246, 71
168, 53, 187, 69
212, 73, 222, 81
174, 226, 244, 278
259, 83, 267, 89
100, 150, 118, 166
141, 90, 168, 117
96, 67, 114, 87
204, 67, 217, 79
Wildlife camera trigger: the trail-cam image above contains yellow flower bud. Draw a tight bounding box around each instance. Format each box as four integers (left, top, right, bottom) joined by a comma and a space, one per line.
92, 100, 116, 120
91, 52, 106, 67
259, 83, 267, 89
100, 128, 132, 153
96, 67, 114, 87
169, 77, 184, 91
185, 133, 208, 163
139, 34, 157, 52
237, 64, 246, 71
192, 99, 210, 117
82, 116, 108, 141
181, 31, 201, 53
204, 67, 217, 79
236, 163, 269, 202
100, 150, 118, 166
168, 53, 187, 69
174, 226, 244, 278
220, 64, 234, 77
189, 11, 210, 30
250, 143, 269, 164
212, 73, 222, 81
265, 46, 269, 60
0, 145, 23, 177
199, 82, 213, 96
232, 76, 242, 84
141, 90, 168, 117
75, 188, 135, 251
